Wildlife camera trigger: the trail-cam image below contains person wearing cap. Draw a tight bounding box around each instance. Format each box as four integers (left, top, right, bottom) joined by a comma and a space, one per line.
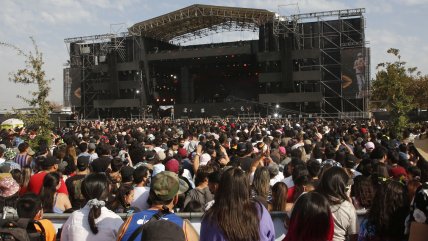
234, 142, 256, 172
0, 173, 20, 212
117, 171, 198, 241
364, 142, 375, 154
27, 156, 69, 195
66, 155, 90, 210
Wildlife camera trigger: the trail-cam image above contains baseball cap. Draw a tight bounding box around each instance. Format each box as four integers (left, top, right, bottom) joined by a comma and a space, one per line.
165, 159, 180, 174
158, 151, 168, 161
151, 171, 179, 201
237, 143, 247, 153
199, 153, 211, 166
77, 156, 90, 170
88, 143, 96, 150
152, 163, 165, 177
177, 148, 187, 158
390, 166, 407, 179
365, 142, 375, 151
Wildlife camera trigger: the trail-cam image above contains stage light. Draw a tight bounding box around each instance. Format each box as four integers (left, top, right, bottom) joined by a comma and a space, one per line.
275, 104, 280, 108
135, 90, 140, 94
163, 99, 166, 102
171, 98, 173, 101
156, 98, 159, 102
274, 113, 278, 118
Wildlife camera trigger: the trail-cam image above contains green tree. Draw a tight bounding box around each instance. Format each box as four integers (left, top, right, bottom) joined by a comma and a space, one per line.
0, 37, 54, 147
371, 48, 417, 135
411, 75, 428, 109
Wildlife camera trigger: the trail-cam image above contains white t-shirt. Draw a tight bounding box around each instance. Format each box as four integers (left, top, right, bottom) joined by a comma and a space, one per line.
270, 172, 284, 186
61, 205, 123, 241
281, 176, 295, 188
331, 200, 358, 241
132, 186, 150, 211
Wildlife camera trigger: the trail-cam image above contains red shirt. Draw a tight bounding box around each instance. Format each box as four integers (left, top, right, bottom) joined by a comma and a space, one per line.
287, 186, 295, 203
27, 172, 69, 195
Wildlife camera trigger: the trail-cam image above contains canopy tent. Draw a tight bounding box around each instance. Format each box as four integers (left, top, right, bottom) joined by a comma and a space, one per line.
1, 118, 24, 130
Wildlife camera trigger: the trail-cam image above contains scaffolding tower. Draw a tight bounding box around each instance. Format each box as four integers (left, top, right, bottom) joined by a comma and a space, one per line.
273, 8, 368, 118
64, 31, 133, 119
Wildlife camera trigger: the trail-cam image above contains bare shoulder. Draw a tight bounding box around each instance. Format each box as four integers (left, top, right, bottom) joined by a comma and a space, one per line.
57, 193, 70, 200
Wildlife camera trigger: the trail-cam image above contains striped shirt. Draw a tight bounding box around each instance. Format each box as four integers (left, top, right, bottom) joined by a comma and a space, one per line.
14, 153, 30, 169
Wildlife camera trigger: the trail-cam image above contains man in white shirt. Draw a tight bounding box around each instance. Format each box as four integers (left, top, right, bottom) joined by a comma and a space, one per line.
131, 165, 151, 211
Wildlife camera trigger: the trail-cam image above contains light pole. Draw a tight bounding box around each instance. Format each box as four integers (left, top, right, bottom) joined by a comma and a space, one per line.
135, 89, 142, 119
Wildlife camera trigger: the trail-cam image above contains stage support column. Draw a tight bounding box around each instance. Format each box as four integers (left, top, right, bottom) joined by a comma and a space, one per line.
180, 66, 191, 103
137, 36, 150, 106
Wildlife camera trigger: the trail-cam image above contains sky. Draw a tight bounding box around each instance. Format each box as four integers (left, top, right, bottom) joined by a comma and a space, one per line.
0, 0, 427, 110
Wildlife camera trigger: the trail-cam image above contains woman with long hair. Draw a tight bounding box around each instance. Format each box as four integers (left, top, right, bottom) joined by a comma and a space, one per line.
284, 192, 334, 241
316, 166, 358, 241
63, 145, 77, 176
61, 173, 123, 241
200, 167, 275, 241
269, 182, 288, 212
40, 172, 72, 213
358, 180, 409, 241
251, 166, 271, 208
11, 165, 31, 195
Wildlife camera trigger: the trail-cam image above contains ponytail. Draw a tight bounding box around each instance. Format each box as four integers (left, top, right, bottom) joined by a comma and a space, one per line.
81, 174, 109, 234
88, 203, 102, 234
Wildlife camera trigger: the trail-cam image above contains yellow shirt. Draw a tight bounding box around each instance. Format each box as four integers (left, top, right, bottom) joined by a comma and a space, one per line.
35, 219, 56, 241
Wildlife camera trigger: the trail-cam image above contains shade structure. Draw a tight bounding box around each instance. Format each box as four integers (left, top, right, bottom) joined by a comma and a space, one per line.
1, 118, 24, 130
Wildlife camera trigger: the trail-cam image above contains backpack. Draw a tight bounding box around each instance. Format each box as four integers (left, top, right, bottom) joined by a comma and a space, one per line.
127, 208, 184, 241
0, 218, 45, 241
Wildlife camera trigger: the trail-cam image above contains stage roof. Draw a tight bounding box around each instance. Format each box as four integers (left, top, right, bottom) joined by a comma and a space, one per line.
128, 4, 274, 42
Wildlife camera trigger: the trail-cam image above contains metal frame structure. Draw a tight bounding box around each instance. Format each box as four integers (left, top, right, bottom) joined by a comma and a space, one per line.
129, 4, 273, 44
64, 30, 132, 118
274, 8, 368, 117
64, 4, 369, 119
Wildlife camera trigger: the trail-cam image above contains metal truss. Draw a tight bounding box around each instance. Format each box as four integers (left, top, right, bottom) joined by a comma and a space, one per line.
273, 8, 368, 115
129, 4, 273, 43
64, 28, 133, 118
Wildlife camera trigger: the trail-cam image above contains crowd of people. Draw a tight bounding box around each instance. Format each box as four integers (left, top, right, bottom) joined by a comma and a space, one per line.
0, 117, 427, 241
